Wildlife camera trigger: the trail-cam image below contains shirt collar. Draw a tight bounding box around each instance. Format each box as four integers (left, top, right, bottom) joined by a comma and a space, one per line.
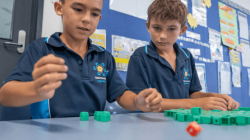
146, 41, 189, 61
45, 32, 105, 53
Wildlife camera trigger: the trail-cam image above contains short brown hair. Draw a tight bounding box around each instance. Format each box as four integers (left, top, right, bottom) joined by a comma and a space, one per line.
147, 0, 188, 27
60, 0, 104, 4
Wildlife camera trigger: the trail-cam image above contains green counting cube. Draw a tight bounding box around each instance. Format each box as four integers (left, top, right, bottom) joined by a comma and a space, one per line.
80, 112, 89, 121
193, 116, 201, 124
94, 111, 102, 121
221, 117, 231, 125
213, 116, 221, 125
191, 107, 201, 115
236, 115, 246, 126
201, 115, 211, 124
100, 111, 111, 122
186, 114, 193, 122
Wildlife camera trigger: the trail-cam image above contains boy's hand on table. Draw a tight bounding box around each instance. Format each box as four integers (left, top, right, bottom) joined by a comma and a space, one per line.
32, 54, 68, 100
193, 97, 228, 111
213, 94, 240, 110
134, 88, 162, 112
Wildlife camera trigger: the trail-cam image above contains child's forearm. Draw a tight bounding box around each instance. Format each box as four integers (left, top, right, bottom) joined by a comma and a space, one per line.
116, 90, 139, 111
189, 91, 217, 99
160, 98, 195, 111
0, 81, 42, 107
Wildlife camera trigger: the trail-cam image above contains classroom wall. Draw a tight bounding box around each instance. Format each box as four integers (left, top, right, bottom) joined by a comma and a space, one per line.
41, 0, 250, 107
231, 0, 250, 11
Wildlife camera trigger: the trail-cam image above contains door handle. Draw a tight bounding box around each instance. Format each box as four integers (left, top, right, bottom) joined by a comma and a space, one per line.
3, 30, 26, 53
3, 42, 23, 47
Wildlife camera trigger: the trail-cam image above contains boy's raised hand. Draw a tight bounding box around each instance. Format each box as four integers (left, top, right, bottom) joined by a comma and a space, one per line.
32, 54, 68, 100
135, 88, 162, 112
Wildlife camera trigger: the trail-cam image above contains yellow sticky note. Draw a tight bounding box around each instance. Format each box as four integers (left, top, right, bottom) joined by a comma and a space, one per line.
187, 14, 198, 29
204, 0, 212, 8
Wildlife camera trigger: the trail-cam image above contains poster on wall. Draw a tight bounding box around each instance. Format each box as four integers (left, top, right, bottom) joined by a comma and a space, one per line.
89, 29, 106, 49
229, 50, 241, 87
241, 39, 250, 67
218, 61, 231, 94
192, 0, 207, 27
208, 28, 223, 61
112, 35, 149, 71
238, 11, 249, 40
218, 2, 239, 49
195, 63, 207, 93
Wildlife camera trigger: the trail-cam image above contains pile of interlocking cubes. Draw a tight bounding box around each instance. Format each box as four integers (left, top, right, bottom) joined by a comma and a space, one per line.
80, 111, 111, 122
164, 107, 250, 125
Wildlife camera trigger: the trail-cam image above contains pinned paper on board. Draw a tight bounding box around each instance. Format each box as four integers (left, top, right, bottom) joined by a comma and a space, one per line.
195, 63, 208, 92
90, 29, 106, 49
218, 2, 239, 49
241, 39, 250, 67
203, 0, 211, 8
208, 28, 223, 61
192, 0, 207, 27
187, 13, 198, 29
112, 35, 149, 71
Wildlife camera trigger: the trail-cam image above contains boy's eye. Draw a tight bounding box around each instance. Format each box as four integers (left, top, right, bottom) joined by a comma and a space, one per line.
92, 13, 99, 17
168, 28, 175, 31
153, 27, 161, 30
73, 8, 82, 12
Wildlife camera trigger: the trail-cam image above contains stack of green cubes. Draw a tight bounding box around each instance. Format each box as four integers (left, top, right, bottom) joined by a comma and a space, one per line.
164, 107, 250, 125
94, 111, 111, 122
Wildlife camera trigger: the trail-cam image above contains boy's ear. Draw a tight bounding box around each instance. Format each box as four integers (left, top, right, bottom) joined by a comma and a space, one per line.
179, 25, 187, 36
54, 1, 63, 16
146, 21, 150, 33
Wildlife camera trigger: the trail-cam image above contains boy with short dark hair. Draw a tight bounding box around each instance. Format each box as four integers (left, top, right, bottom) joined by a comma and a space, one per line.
0, 0, 162, 119
126, 0, 239, 111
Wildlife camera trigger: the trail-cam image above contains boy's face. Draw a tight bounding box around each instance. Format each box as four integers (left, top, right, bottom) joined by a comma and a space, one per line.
55, 0, 103, 40
146, 18, 187, 50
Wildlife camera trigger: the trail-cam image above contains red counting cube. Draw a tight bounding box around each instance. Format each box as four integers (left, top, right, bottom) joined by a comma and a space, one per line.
186, 121, 202, 137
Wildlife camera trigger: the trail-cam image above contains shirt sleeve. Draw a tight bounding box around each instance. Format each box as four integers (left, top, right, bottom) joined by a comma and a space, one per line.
189, 53, 202, 95
3, 43, 43, 85
106, 54, 128, 103
126, 55, 150, 94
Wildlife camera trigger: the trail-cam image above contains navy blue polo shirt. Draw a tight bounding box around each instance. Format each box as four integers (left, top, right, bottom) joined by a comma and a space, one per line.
126, 41, 202, 99
5, 32, 128, 119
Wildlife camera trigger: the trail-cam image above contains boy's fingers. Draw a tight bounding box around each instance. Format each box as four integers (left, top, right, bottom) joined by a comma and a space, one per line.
227, 100, 233, 110
35, 54, 65, 68
214, 97, 228, 106
38, 81, 62, 98
149, 103, 162, 110
235, 102, 240, 109
213, 101, 227, 110
35, 73, 67, 88
211, 105, 227, 111
145, 90, 158, 103
138, 88, 153, 99
33, 64, 68, 79
149, 94, 162, 106
151, 108, 161, 113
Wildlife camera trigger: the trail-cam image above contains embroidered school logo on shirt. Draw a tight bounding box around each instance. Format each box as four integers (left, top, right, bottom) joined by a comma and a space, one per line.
183, 68, 191, 84
93, 62, 108, 82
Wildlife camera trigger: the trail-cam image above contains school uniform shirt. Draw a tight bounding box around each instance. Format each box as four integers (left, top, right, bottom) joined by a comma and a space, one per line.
126, 41, 202, 99
4, 32, 128, 119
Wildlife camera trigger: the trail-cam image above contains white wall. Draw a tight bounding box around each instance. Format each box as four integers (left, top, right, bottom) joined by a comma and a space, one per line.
41, 0, 63, 37
231, 0, 250, 11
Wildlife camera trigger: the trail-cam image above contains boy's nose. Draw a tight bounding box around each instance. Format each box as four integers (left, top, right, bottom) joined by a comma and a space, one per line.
160, 32, 167, 40
81, 13, 91, 24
